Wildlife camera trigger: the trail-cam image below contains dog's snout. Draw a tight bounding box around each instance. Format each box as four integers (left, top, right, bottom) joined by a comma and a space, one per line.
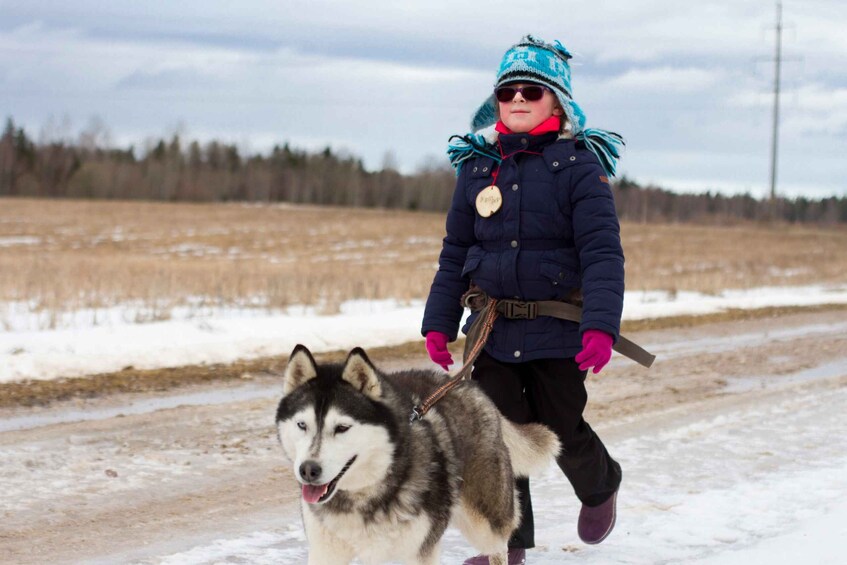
299, 460, 322, 483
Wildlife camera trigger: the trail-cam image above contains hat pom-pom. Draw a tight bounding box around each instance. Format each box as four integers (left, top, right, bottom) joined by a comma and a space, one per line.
552, 40, 572, 60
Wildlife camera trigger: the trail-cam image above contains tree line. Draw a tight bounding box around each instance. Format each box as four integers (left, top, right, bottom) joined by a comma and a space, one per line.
2, 117, 845, 225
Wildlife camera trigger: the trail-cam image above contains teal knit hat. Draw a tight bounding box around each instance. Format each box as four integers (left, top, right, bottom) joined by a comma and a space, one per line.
469, 35, 625, 177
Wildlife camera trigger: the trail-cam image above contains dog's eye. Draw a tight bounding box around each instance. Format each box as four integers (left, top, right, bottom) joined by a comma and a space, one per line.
334, 424, 351, 435
296, 421, 307, 431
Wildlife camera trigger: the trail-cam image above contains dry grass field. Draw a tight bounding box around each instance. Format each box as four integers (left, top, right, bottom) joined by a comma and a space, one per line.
2, 197, 847, 328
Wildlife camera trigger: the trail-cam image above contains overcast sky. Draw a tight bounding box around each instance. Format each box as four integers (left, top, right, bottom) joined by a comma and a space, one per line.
2, 1, 845, 198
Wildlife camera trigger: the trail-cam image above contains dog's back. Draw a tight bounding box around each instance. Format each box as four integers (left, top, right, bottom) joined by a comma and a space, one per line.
387, 368, 559, 474
386, 369, 560, 563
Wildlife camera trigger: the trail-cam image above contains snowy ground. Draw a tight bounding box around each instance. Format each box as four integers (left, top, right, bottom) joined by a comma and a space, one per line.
1, 303, 846, 564
146, 373, 847, 565
2, 284, 847, 383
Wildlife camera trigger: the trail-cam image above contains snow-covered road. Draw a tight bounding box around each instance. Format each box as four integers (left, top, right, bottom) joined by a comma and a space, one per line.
140, 353, 847, 565
1, 309, 845, 564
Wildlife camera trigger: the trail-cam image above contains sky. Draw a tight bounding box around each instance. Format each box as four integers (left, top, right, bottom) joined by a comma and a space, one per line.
1, 0, 846, 198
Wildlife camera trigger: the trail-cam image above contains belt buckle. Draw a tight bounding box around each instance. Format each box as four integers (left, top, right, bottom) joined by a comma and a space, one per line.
505, 301, 537, 320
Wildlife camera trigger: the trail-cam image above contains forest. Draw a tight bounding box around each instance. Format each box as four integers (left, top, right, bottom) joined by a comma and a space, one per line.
2, 118, 845, 225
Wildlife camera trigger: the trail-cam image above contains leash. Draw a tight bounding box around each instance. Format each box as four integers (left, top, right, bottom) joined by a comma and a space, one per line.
410, 290, 656, 423
410, 297, 500, 423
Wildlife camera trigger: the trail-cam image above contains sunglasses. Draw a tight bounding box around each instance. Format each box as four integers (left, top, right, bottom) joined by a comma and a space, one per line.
494, 85, 550, 102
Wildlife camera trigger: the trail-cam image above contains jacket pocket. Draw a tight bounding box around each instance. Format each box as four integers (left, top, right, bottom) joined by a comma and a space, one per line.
461, 250, 482, 278
539, 261, 580, 292
461, 246, 498, 294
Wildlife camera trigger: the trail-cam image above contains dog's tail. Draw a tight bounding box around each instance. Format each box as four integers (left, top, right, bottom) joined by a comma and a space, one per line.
500, 418, 561, 477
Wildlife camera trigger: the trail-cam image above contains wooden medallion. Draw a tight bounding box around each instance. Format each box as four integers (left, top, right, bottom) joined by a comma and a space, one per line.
475, 185, 503, 218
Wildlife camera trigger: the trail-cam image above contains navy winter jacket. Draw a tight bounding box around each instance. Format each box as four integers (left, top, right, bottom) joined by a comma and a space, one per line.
421, 131, 625, 363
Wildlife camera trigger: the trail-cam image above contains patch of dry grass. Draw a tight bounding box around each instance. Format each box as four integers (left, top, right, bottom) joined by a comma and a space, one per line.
2, 197, 847, 330
622, 222, 847, 293
0, 199, 444, 326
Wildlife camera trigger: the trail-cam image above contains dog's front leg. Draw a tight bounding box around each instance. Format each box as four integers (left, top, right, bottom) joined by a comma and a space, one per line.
409, 543, 441, 565
303, 508, 355, 565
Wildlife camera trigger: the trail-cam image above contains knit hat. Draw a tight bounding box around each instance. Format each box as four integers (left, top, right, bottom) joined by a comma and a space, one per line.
469, 35, 624, 177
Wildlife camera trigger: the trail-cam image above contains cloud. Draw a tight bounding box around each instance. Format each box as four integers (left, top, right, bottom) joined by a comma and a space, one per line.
786, 85, 847, 135
729, 83, 847, 138
606, 66, 724, 93
0, 19, 252, 94
115, 68, 224, 91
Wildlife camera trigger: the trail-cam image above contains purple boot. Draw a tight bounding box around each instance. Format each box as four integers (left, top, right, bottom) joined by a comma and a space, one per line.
578, 490, 617, 544
463, 548, 526, 564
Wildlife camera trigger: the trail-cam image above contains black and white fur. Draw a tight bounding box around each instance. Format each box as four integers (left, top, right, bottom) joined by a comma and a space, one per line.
276, 345, 560, 565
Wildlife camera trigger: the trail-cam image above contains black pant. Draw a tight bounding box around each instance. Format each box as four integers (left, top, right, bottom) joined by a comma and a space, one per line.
471, 351, 622, 549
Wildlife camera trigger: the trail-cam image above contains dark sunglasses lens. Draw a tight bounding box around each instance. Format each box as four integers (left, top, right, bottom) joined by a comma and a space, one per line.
495, 87, 517, 102
495, 86, 546, 102
522, 86, 545, 101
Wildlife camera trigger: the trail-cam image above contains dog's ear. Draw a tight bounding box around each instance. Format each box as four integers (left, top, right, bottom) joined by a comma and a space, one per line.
341, 347, 382, 399
283, 344, 318, 395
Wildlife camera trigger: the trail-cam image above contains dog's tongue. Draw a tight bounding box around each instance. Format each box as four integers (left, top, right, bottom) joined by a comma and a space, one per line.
302, 483, 329, 504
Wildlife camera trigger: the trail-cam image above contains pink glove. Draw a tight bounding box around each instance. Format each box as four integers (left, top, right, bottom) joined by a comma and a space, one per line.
425, 331, 453, 370
575, 330, 614, 374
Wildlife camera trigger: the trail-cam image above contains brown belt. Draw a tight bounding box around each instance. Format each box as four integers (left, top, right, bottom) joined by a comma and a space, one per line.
492, 298, 656, 369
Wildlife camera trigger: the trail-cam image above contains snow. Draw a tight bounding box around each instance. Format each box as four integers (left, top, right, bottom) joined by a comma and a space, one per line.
622, 284, 847, 319
3, 283, 847, 563
2, 284, 847, 383
0, 235, 41, 247
695, 498, 847, 565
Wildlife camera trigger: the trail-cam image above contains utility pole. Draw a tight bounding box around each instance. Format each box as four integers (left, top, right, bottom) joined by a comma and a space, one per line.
768, 1, 783, 203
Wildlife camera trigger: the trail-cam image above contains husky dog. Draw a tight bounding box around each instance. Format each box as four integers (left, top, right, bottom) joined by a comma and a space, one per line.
275, 345, 560, 565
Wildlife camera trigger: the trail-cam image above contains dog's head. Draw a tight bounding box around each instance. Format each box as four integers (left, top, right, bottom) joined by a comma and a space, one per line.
275, 345, 396, 505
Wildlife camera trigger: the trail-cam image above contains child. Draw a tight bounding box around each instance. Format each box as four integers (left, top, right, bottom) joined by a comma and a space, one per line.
421, 35, 625, 564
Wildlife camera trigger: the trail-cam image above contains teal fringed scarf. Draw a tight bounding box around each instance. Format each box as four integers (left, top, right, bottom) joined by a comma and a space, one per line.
447, 133, 501, 173
578, 128, 625, 178
446, 129, 625, 178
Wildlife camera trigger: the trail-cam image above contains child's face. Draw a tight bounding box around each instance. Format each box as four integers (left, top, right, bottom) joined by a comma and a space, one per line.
497, 82, 562, 133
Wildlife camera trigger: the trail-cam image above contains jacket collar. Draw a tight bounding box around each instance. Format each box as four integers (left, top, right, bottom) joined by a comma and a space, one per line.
497, 132, 582, 173
456, 124, 581, 176
465, 138, 586, 179
497, 131, 559, 155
